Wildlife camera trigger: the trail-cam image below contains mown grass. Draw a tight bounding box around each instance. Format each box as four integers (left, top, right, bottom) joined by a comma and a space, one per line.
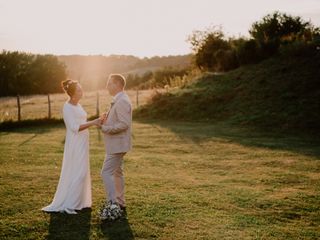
0, 120, 319, 239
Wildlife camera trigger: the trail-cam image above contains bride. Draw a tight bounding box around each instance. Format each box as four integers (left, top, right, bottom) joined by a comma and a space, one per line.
42, 79, 101, 214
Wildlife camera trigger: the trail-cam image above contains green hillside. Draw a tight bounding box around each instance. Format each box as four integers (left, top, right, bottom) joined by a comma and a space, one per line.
135, 51, 320, 134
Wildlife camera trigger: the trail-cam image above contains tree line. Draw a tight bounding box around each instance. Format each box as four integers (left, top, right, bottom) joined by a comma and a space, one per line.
0, 52, 191, 96
188, 11, 320, 72
0, 51, 66, 96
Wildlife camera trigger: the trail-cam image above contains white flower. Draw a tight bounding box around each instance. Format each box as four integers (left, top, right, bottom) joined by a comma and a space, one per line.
98, 202, 122, 221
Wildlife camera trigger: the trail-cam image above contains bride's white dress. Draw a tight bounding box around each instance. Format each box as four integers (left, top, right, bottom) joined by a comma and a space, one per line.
42, 102, 92, 214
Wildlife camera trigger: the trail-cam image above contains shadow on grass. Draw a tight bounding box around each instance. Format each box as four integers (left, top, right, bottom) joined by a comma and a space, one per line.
136, 118, 320, 158
100, 217, 134, 240
0, 116, 99, 134
18, 133, 38, 146
46, 208, 91, 240
0, 118, 64, 134
0, 115, 99, 132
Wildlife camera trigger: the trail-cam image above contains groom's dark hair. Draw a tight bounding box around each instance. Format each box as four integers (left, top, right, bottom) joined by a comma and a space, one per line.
109, 74, 126, 89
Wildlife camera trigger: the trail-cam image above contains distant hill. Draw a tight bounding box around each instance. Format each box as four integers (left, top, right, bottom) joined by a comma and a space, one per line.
135, 50, 320, 134
58, 54, 192, 90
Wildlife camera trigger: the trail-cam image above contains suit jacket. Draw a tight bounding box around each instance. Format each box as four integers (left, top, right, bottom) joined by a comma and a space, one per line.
101, 92, 132, 154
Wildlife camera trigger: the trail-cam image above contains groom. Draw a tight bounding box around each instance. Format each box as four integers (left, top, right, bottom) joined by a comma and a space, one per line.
99, 74, 132, 217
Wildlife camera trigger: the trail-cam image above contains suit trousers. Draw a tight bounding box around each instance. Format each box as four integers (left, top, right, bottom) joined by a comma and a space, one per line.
101, 152, 126, 206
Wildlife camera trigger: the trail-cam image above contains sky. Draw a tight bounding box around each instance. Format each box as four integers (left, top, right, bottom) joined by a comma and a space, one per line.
0, 0, 319, 57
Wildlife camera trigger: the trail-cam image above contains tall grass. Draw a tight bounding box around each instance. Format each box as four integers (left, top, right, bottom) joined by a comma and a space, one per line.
0, 89, 155, 122
136, 52, 320, 135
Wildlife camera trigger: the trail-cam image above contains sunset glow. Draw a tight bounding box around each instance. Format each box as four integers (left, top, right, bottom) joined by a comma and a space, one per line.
0, 0, 319, 57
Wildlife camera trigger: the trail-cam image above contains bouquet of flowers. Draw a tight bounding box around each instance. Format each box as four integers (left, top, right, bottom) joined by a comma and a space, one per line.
98, 201, 122, 221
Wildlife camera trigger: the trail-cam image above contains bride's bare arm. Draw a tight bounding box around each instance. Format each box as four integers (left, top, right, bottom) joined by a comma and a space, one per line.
78, 118, 100, 132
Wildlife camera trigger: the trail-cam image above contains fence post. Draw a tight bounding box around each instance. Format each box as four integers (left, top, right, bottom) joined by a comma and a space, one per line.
17, 95, 21, 121
47, 94, 51, 119
136, 89, 139, 108
96, 91, 99, 116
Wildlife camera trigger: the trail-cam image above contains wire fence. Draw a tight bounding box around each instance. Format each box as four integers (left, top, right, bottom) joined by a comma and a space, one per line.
0, 89, 157, 123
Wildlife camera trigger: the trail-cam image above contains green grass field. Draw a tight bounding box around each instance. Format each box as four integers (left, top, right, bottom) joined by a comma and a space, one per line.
0, 120, 319, 239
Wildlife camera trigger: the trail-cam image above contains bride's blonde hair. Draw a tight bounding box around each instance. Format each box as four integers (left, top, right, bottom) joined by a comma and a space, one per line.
61, 79, 78, 97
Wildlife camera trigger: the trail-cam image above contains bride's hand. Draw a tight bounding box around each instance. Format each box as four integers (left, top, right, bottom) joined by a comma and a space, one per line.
93, 118, 101, 127
99, 113, 107, 124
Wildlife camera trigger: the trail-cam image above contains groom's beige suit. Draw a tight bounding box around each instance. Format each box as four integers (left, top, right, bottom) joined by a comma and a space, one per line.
101, 91, 132, 206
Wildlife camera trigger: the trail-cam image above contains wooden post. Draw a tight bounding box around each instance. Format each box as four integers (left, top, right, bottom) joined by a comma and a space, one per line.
17, 95, 21, 121
136, 89, 139, 108
47, 94, 51, 119
96, 91, 99, 116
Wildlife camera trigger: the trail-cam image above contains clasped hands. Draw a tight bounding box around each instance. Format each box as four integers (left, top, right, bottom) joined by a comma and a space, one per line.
93, 112, 107, 128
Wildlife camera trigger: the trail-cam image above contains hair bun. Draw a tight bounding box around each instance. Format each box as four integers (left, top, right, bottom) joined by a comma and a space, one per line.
61, 79, 79, 97
61, 79, 72, 92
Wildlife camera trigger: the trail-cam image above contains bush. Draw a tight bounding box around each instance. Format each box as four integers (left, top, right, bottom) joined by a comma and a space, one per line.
188, 27, 232, 71
125, 67, 189, 89
249, 11, 320, 56
234, 39, 262, 65
215, 49, 239, 71
187, 12, 320, 72
279, 41, 319, 58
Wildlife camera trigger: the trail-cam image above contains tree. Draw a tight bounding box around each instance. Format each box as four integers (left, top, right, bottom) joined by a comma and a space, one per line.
0, 51, 67, 96
188, 26, 232, 71
232, 38, 262, 65
249, 11, 320, 56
